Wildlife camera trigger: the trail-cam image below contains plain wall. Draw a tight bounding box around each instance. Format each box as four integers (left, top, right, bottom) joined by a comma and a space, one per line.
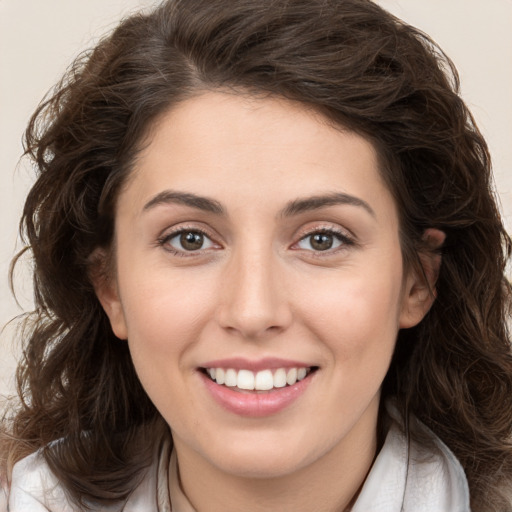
1, 0, 511, 395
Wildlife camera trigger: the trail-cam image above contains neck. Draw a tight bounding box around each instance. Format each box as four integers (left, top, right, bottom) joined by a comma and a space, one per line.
172, 413, 379, 512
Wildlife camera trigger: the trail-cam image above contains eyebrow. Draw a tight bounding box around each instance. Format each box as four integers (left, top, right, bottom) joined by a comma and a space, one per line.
142, 190, 375, 218
280, 192, 375, 218
143, 190, 224, 214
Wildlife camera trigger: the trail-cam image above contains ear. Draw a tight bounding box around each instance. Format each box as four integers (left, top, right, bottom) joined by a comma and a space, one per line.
399, 228, 446, 329
89, 248, 128, 340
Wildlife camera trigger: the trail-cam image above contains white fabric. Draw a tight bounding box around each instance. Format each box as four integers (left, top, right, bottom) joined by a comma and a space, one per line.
351, 404, 470, 512
7, 406, 470, 512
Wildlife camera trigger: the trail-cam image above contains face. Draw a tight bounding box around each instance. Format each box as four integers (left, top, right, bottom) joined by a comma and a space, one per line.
96, 92, 432, 481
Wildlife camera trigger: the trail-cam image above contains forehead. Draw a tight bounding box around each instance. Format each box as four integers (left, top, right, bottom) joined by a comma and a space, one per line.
120, 91, 396, 224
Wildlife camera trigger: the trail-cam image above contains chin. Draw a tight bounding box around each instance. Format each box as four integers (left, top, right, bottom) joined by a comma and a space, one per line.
198, 430, 329, 480
213, 454, 308, 480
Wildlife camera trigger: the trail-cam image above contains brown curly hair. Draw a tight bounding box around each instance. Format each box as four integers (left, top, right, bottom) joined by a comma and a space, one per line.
2, 0, 511, 510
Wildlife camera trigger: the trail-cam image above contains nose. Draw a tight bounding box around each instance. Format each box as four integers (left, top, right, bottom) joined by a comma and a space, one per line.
216, 246, 292, 340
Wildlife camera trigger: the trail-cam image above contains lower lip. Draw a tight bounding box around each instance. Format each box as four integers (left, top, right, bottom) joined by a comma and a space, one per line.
200, 371, 314, 417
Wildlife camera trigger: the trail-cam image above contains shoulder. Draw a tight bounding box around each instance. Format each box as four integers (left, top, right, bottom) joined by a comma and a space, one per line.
8, 447, 162, 512
352, 401, 471, 512
403, 412, 471, 511
8, 450, 75, 512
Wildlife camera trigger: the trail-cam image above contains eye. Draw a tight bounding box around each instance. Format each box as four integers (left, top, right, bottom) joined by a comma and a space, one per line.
160, 229, 217, 254
295, 230, 352, 252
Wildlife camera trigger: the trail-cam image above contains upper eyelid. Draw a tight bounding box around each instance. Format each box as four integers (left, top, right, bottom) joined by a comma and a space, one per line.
290, 225, 357, 252
159, 223, 217, 241
157, 228, 222, 258
294, 223, 355, 241
156, 225, 221, 252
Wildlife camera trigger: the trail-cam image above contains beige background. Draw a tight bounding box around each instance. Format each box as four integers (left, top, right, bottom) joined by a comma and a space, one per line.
1, 0, 511, 396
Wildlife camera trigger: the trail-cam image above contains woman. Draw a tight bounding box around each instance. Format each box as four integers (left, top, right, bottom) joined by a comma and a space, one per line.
2, 0, 512, 510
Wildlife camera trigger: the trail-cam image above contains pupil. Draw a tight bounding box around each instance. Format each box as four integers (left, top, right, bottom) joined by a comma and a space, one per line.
180, 232, 203, 250
311, 233, 333, 251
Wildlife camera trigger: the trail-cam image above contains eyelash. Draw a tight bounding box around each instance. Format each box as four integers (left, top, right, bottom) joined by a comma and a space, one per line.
293, 227, 355, 255
157, 226, 219, 257
156, 225, 355, 257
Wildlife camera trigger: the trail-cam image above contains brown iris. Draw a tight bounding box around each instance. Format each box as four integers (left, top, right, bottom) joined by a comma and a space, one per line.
180, 231, 204, 250
310, 233, 334, 251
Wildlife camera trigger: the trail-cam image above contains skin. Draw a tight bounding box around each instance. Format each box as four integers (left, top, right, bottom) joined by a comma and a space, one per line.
95, 91, 440, 512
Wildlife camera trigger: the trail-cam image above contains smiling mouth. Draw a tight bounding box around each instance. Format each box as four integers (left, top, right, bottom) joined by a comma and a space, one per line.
200, 366, 318, 392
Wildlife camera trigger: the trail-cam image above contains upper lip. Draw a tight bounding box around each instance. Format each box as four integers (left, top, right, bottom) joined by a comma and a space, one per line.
199, 357, 315, 372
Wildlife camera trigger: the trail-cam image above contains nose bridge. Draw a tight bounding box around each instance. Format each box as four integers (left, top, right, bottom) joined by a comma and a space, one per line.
217, 238, 290, 338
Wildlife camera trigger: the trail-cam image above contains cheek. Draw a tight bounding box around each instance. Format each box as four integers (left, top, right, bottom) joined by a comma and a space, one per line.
116, 271, 218, 391
117, 274, 217, 426
295, 262, 404, 358
120, 269, 215, 336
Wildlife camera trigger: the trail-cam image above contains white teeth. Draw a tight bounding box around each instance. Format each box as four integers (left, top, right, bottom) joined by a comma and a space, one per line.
215, 368, 225, 385
225, 369, 238, 387
237, 369, 255, 390
207, 366, 313, 390
286, 367, 297, 385
272, 368, 287, 388
255, 369, 274, 390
